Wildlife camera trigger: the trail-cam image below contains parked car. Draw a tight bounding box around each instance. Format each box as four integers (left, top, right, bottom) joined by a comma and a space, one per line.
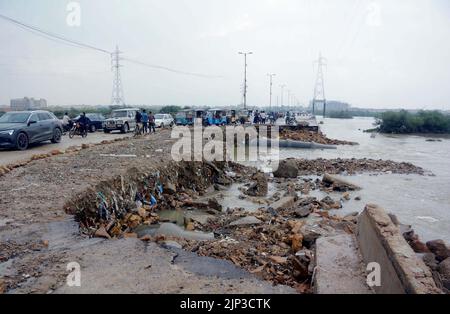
103, 108, 139, 133
154, 114, 174, 128
74, 113, 105, 132
0, 111, 63, 150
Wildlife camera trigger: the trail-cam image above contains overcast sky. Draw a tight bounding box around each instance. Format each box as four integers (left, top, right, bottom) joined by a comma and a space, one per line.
0, 0, 449, 109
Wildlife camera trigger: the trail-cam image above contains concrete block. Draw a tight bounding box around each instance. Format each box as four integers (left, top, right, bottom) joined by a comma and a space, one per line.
314, 234, 373, 294
357, 204, 439, 294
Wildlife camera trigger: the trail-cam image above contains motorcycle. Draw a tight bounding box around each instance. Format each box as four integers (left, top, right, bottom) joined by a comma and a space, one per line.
69, 122, 88, 139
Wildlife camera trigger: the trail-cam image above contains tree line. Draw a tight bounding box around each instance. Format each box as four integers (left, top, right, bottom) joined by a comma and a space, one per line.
377, 110, 450, 134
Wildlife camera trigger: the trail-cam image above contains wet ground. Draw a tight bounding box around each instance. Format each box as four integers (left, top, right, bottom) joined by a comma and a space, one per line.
0, 131, 129, 166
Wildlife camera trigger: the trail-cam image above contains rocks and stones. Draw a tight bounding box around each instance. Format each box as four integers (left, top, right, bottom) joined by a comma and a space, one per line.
164, 182, 177, 194
273, 159, 299, 178
294, 205, 312, 218
354, 196, 361, 201
320, 196, 341, 210
291, 234, 303, 252
420, 253, 439, 271
94, 226, 111, 239
342, 192, 351, 201
244, 172, 268, 197
185, 212, 215, 226
270, 196, 296, 211
155, 223, 215, 241
208, 198, 223, 211
162, 240, 183, 250
437, 257, 450, 290
426, 240, 450, 262
321, 173, 361, 191
229, 216, 263, 227
269, 256, 288, 264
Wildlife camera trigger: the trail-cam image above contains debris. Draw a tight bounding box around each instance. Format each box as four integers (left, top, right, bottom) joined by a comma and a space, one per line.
294, 205, 312, 218
273, 159, 299, 178
162, 240, 183, 250
426, 240, 450, 262
270, 196, 296, 211
438, 257, 450, 290
342, 192, 351, 201
229, 216, 263, 227
94, 226, 111, 239
244, 172, 268, 197
269, 256, 288, 264
280, 129, 358, 146
322, 173, 361, 191
291, 234, 303, 252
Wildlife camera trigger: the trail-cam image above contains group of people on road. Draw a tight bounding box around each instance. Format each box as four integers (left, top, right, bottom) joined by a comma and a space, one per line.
252, 111, 277, 125
135, 109, 156, 135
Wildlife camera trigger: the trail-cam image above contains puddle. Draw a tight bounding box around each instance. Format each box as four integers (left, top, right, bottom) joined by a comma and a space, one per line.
208, 182, 278, 212
134, 223, 214, 241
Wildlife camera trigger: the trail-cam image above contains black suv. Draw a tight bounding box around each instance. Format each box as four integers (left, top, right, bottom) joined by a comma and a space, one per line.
0, 111, 63, 150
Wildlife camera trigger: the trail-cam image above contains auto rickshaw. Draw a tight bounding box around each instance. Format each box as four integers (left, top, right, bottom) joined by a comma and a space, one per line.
175, 109, 195, 126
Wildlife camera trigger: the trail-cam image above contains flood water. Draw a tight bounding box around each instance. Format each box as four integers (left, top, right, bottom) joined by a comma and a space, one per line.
279, 117, 450, 243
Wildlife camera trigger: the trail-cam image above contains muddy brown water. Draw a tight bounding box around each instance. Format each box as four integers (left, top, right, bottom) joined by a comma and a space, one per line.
277, 117, 450, 243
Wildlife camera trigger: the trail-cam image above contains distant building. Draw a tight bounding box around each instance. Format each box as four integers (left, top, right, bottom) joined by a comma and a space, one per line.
10, 98, 48, 111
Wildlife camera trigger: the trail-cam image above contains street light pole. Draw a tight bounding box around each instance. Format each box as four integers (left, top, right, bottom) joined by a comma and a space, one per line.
267, 73, 276, 110
239, 52, 253, 110
280, 84, 286, 108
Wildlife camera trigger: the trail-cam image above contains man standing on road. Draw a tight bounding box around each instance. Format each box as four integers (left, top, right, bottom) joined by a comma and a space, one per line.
78, 112, 90, 135
148, 112, 156, 133
135, 110, 143, 134
142, 110, 149, 134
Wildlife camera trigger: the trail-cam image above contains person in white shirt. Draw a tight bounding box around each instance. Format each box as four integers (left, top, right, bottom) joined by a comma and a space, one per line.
62, 112, 71, 132
260, 111, 267, 124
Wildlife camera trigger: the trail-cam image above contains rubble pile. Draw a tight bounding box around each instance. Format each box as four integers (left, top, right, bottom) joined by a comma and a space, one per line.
182, 194, 357, 293
395, 220, 450, 293
275, 158, 425, 176
280, 129, 358, 146
65, 161, 248, 238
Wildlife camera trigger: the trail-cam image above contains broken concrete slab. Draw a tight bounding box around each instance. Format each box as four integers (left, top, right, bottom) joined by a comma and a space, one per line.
270, 196, 296, 211
357, 204, 440, 294
155, 223, 215, 241
229, 216, 263, 227
314, 234, 373, 294
322, 173, 361, 191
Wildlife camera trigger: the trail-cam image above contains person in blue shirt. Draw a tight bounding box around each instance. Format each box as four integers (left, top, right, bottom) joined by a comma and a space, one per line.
142, 110, 149, 134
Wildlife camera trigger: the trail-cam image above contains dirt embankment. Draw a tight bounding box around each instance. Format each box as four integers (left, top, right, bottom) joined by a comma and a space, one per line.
280, 129, 358, 146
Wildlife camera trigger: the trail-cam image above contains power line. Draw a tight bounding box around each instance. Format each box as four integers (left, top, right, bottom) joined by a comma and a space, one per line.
0, 13, 111, 54
123, 57, 224, 79
0, 13, 224, 79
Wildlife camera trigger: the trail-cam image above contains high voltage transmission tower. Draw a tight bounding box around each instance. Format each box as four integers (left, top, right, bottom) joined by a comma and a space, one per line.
312, 53, 327, 117
111, 45, 125, 106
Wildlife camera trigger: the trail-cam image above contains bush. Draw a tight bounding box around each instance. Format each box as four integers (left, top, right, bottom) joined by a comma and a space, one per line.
327, 111, 354, 119
160, 106, 182, 114
379, 110, 450, 134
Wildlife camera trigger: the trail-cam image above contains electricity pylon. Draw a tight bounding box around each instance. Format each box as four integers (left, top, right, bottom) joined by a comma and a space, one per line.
312, 53, 327, 117
111, 45, 125, 106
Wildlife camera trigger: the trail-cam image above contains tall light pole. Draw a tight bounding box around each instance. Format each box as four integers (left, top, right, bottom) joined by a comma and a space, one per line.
239, 51, 253, 110
267, 73, 276, 110
287, 90, 291, 108
280, 84, 286, 108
